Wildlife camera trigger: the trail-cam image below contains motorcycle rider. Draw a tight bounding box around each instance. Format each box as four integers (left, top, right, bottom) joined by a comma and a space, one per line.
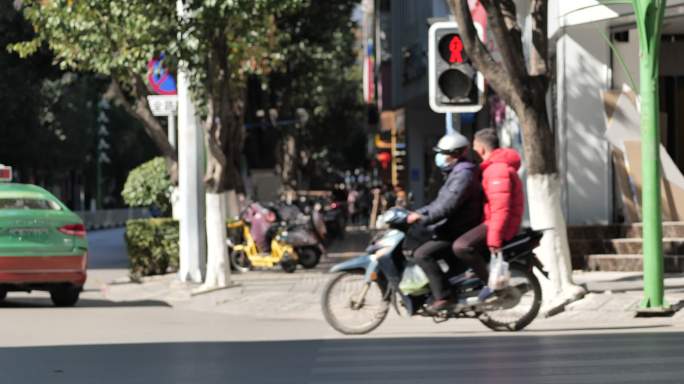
457, 128, 525, 303
406, 133, 483, 312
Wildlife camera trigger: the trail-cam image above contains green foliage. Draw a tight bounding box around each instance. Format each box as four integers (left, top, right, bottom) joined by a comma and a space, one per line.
122, 157, 172, 215
124, 218, 179, 277
269, 0, 368, 173
11, 0, 177, 87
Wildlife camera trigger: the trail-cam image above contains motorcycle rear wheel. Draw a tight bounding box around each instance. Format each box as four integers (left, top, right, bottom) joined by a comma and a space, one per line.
321, 271, 389, 335
478, 263, 542, 332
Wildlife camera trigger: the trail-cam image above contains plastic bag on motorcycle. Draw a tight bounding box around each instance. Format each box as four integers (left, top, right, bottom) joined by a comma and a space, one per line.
487, 251, 511, 290
399, 261, 430, 295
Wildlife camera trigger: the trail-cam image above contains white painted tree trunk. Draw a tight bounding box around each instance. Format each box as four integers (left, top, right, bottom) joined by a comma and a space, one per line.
527, 173, 586, 315
200, 192, 230, 290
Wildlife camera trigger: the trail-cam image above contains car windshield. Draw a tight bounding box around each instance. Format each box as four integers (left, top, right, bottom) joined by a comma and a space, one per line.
0, 198, 61, 210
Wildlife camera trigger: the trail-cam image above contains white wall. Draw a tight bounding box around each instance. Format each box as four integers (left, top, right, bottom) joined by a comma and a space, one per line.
612, 28, 639, 91
557, 24, 612, 224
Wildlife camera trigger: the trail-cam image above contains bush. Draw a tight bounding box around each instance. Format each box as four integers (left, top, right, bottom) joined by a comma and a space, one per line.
125, 218, 179, 277
122, 157, 172, 216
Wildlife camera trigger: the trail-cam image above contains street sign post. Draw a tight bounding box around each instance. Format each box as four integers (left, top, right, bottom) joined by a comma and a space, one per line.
147, 95, 179, 149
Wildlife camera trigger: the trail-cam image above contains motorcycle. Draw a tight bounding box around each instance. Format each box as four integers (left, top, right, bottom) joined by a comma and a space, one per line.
321, 207, 546, 334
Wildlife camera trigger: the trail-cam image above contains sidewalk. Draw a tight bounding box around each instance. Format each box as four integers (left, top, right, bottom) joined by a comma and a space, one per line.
101, 266, 684, 324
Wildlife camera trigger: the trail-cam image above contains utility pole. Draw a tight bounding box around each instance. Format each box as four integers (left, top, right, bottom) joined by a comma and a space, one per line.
633, 0, 671, 314
176, 0, 206, 283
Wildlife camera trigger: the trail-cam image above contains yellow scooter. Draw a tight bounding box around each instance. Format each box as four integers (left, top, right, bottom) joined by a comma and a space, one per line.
227, 218, 300, 273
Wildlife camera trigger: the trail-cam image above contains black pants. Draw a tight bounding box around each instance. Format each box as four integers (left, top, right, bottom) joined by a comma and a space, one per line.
452, 223, 488, 283
413, 240, 461, 300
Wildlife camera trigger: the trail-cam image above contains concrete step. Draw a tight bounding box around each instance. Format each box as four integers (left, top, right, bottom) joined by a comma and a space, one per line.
567, 222, 684, 240
570, 238, 684, 258
608, 238, 684, 255
586, 254, 684, 273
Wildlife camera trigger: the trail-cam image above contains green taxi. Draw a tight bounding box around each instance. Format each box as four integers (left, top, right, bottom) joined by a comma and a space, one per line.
0, 182, 87, 306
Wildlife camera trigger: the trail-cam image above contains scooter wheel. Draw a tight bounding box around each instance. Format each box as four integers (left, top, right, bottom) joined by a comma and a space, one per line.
230, 250, 251, 273
298, 248, 321, 269
281, 260, 297, 273
280, 252, 297, 273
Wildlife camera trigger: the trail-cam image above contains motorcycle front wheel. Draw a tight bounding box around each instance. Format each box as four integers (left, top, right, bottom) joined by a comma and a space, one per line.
229, 249, 251, 273
321, 271, 389, 335
478, 263, 542, 332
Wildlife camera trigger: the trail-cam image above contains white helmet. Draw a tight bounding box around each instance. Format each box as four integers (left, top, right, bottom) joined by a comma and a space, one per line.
433, 132, 470, 155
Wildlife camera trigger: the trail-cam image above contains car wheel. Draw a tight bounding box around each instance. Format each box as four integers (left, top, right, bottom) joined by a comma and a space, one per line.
50, 285, 81, 307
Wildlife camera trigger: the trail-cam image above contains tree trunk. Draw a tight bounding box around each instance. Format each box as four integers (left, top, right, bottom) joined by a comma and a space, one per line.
198, 35, 245, 290
200, 191, 230, 290
515, 87, 586, 315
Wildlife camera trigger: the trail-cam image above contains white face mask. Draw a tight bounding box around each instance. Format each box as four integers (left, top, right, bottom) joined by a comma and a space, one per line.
434, 153, 453, 171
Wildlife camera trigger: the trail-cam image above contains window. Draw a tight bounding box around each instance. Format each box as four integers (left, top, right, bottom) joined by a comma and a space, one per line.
0, 198, 61, 211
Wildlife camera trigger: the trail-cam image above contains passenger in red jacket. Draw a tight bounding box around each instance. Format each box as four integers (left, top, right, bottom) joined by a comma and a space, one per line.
452, 128, 524, 303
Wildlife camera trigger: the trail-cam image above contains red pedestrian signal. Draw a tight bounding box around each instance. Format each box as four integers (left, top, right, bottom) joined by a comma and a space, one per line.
439, 34, 465, 64
428, 22, 484, 113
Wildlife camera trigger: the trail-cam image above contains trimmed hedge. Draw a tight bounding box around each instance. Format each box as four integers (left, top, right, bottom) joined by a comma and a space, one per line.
121, 157, 172, 216
125, 218, 179, 277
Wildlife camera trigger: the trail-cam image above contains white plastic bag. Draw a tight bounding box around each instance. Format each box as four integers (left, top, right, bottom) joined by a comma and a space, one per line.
487, 251, 510, 290
399, 263, 430, 295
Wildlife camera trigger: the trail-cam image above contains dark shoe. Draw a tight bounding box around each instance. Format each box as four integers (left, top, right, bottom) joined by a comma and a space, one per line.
426, 298, 456, 313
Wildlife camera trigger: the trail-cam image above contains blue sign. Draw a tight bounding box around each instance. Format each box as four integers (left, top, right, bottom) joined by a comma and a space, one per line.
147, 54, 177, 95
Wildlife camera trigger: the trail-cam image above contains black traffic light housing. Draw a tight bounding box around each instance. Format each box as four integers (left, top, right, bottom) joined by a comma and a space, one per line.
428, 21, 484, 113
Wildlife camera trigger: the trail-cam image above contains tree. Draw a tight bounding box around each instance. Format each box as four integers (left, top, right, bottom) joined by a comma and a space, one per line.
179, 0, 303, 289
14, 0, 303, 288
268, 0, 367, 188
448, 0, 585, 314
12, 0, 179, 182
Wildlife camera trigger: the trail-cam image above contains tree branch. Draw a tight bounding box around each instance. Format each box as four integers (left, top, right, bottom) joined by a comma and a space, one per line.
105, 77, 178, 184
448, 0, 525, 108
480, 0, 528, 85
529, 0, 548, 81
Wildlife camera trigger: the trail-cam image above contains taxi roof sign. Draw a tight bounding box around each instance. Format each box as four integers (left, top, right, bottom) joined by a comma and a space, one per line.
0, 165, 12, 182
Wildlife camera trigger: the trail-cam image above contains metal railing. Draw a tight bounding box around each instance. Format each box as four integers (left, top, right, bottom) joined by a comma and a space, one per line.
75, 208, 151, 230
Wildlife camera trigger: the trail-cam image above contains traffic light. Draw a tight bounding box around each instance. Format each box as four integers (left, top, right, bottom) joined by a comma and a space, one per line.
428, 21, 484, 113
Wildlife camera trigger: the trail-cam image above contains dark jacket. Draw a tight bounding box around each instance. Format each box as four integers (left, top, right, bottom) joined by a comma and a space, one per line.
417, 160, 483, 239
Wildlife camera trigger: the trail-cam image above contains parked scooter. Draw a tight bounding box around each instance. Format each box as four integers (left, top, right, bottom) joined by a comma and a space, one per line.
228, 202, 325, 273
274, 201, 327, 269
321, 207, 546, 334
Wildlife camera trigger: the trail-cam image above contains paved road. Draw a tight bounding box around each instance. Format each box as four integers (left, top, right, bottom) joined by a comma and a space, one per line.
3, 229, 684, 383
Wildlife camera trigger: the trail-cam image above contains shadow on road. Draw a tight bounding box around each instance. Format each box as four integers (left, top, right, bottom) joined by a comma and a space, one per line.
3, 332, 684, 384
0, 297, 169, 309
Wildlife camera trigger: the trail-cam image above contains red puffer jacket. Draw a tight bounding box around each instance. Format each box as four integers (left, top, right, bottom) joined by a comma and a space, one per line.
481, 148, 524, 248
